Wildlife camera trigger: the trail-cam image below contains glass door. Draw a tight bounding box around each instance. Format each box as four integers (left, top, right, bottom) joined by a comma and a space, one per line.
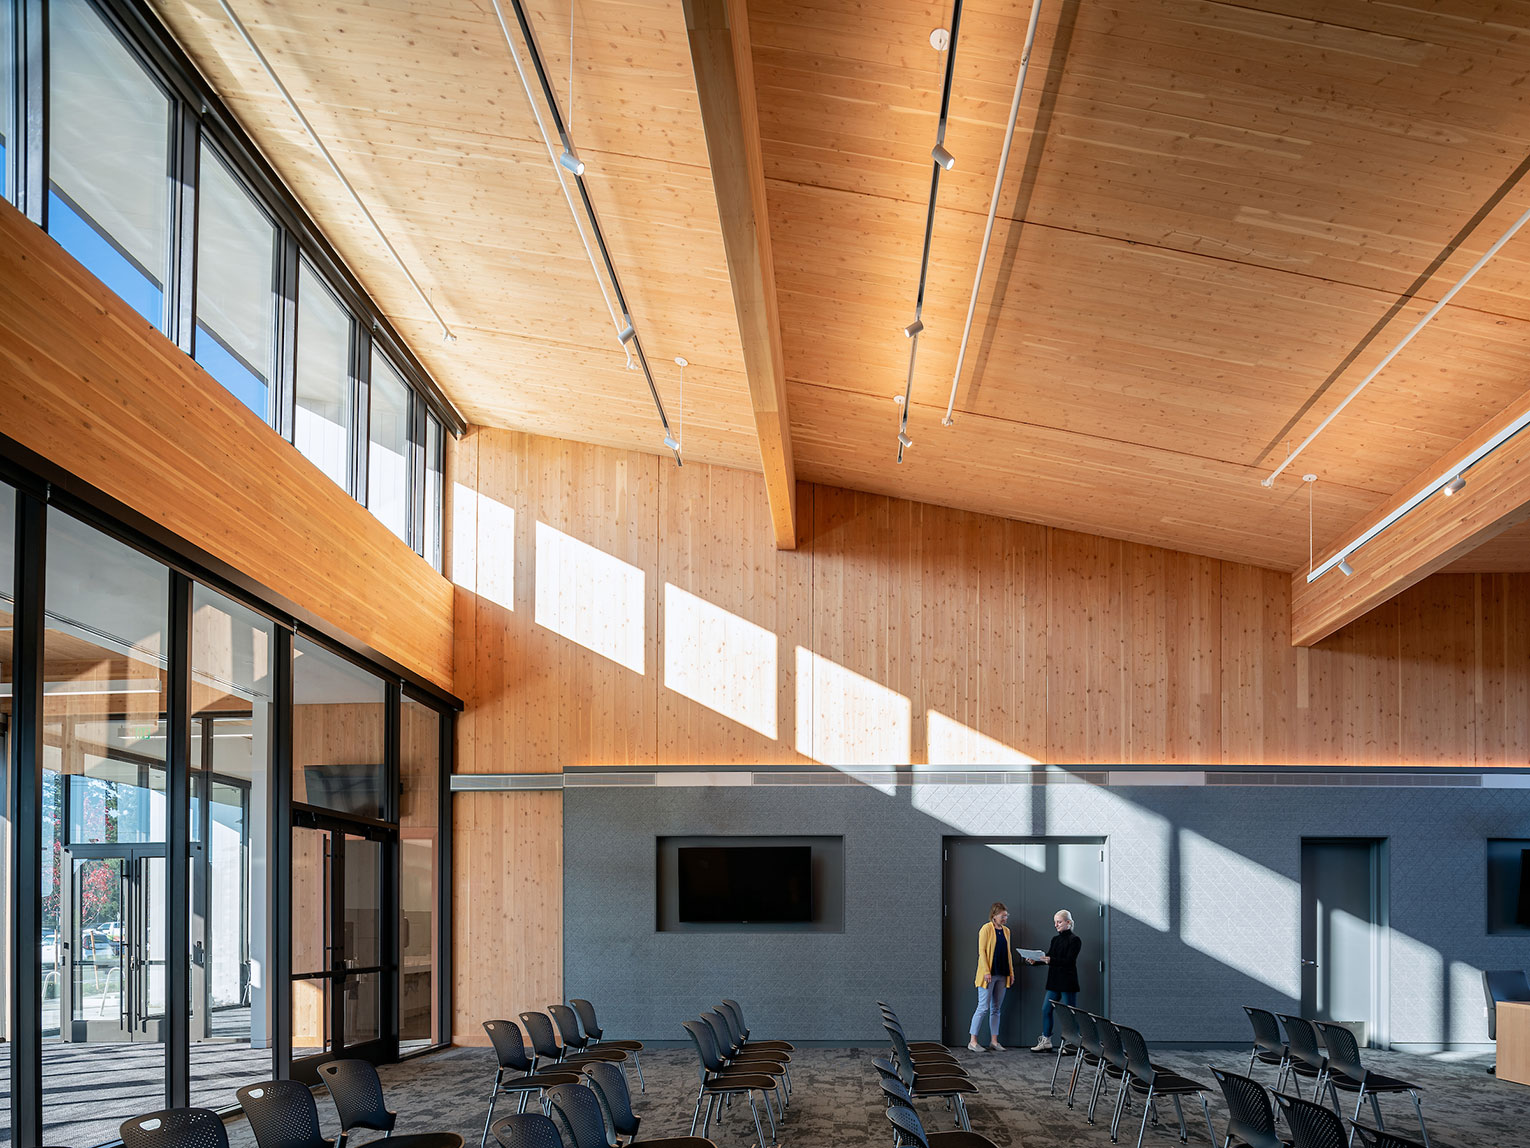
60, 845, 165, 1042
290, 812, 392, 1081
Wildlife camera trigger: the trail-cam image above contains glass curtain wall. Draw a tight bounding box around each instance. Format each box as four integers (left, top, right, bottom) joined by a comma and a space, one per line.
0, 484, 15, 1074
369, 351, 412, 544
399, 695, 440, 1052
41, 511, 170, 1148
47, 0, 173, 331
188, 586, 274, 1108
2, 0, 13, 200
294, 264, 354, 492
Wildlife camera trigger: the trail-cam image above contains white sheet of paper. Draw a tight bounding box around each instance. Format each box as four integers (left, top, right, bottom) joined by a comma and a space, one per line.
1015, 948, 1047, 961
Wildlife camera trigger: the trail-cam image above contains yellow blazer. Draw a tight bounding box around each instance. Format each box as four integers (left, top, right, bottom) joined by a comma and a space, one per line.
974, 921, 1014, 989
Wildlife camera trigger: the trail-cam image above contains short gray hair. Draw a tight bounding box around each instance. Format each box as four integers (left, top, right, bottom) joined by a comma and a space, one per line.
1055, 909, 1074, 924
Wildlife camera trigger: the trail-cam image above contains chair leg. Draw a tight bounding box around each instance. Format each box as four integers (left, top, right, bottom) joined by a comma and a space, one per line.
1088, 1060, 1107, 1123
747, 1092, 768, 1148
1050, 1045, 1067, 1094
480, 1073, 502, 1148
1409, 1090, 1431, 1148
690, 1088, 705, 1135
759, 1088, 778, 1143
1067, 1055, 1085, 1108
955, 1095, 971, 1132
1110, 1077, 1130, 1142
517, 1090, 530, 1116
1198, 1093, 1217, 1148
1368, 1090, 1384, 1130
1171, 1094, 1186, 1143
1275, 1057, 1289, 1095
632, 1051, 646, 1093
1136, 1089, 1154, 1148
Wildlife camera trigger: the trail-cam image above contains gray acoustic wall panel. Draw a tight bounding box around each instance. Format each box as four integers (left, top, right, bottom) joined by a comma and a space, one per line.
563, 779, 1530, 1047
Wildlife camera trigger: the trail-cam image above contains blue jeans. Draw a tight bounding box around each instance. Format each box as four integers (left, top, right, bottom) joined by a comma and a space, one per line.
1042, 990, 1077, 1038
969, 978, 1007, 1038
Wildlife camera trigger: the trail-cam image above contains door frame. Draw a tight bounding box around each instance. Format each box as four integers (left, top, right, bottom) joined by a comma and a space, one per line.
1300, 836, 1391, 1048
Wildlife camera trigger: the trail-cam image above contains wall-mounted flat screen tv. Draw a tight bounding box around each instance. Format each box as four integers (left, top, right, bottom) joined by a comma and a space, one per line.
678, 845, 812, 923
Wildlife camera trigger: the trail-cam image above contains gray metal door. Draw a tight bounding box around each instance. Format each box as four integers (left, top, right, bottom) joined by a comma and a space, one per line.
1301, 838, 1385, 1044
942, 838, 1107, 1047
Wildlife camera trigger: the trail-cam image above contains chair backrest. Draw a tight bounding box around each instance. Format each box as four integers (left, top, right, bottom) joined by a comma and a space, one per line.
1244, 1006, 1285, 1054
1277, 1014, 1326, 1071
236, 1081, 331, 1148
485, 1019, 535, 1072
1351, 1124, 1428, 1148
872, 1055, 912, 1090
884, 1103, 932, 1148
878, 1075, 915, 1110
1313, 1021, 1366, 1083
1272, 1091, 1347, 1148
489, 1113, 566, 1148
1054, 1002, 1083, 1047
121, 1108, 231, 1148
317, 1060, 394, 1135
520, 1011, 565, 1061
717, 1003, 748, 1047
1094, 1015, 1128, 1072
884, 1023, 917, 1075
720, 999, 746, 1034
549, 1004, 588, 1051
681, 1019, 727, 1075
545, 1083, 613, 1148
1210, 1067, 1278, 1146
1483, 969, 1530, 1040
581, 1061, 638, 1138
569, 999, 604, 1041
701, 1009, 738, 1057
1114, 1024, 1155, 1085
1073, 1008, 1102, 1056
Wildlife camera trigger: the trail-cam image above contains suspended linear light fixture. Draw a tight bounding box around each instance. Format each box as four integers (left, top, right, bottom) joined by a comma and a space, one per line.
896, 0, 965, 463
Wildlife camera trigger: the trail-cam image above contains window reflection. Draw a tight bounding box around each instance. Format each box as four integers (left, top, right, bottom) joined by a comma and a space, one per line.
195, 144, 280, 420
425, 414, 444, 571
294, 263, 353, 491
47, 0, 171, 329
292, 637, 385, 819
1, 0, 13, 201
369, 350, 411, 543
400, 697, 440, 1052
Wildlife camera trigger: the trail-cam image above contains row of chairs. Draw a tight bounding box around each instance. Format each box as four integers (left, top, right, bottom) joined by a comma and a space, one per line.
483, 1001, 646, 1148
680, 1000, 794, 1148
874, 1002, 979, 1134
1244, 1007, 1430, 1147
490, 1061, 712, 1148
120, 1060, 460, 1148
1049, 1003, 1216, 1148
1218, 1064, 1427, 1148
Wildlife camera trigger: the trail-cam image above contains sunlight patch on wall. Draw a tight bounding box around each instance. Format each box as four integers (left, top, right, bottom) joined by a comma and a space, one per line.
664, 584, 777, 738
535, 521, 644, 674
1391, 931, 1442, 1044
452, 486, 515, 612
795, 647, 910, 768
926, 710, 1039, 765
1179, 827, 1299, 996
1048, 783, 1170, 933
451, 483, 477, 595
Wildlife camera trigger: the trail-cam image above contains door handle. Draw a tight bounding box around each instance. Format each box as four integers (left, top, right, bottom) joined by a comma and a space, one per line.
1301, 959, 1319, 967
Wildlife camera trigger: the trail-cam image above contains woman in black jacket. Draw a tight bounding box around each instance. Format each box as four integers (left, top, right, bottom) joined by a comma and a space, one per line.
1025, 909, 1082, 1052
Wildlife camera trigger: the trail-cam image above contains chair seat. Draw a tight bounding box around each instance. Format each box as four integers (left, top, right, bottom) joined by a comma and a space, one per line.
703, 1074, 777, 1092
719, 1060, 785, 1075
1328, 1069, 1417, 1094
731, 1048, 789, 1063
908, 1041, 948, 1052
383, 1134, 465, 1148
745, 1040, 794, 1051
912, 1076, 978, 1095
1131, 1070, 1206, 1095
598, 1039, 644, 1052
561, 1048, 627, 1063
500, 1071, 582, 1093
1254, 1049, 1286, 1065
927, 1133, 999, 1148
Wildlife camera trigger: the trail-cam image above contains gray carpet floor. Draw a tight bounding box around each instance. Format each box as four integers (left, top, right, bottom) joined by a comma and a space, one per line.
207, 1043, 1525, 1148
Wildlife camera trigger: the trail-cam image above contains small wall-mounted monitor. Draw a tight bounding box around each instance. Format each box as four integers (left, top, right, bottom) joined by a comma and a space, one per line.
678, 845, 812, 923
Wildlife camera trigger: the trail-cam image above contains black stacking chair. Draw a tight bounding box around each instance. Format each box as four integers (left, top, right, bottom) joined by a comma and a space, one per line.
121, 1108, 230, 1148
1209, 1067, 1284, 1148
318, 1059, 465, 1148
1350, 1126, 1427, 1148
569, 1001, 647, 1092
1272, 1092, 1346, 1148
1244, 1007, 1289, 1082
1050, 1003, 1083, 1096
1113, 1025, 1216, 1148
551, 1005, 644, 1096
1481, 969, 1530, 1075
237, 1081, 334, 1148
885, 1020, 964, 1075
873, 1042, 977, 1132
701, 1010, 789, 1113
720, 1000, 795, 1056
879, 1074, 917, 1112
547, 1081, 713, 1148
580, 1062, 639, 1145
681, 1019, 779, 1146
520, 1011, 627, 1070
884, 1102, 999, 1148
488, 1114, 564, 1148
482, 1020, 583, 1148
1312, 1022, 1430, 1148
1089, 1016, 1131, 1127
1274, 1015, 1327, 1098
1066, 1008, 1105, 1110
878, 1003, 948, 1055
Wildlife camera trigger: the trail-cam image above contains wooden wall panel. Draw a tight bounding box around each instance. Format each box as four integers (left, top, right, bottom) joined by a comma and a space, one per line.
0, 203, 454, 691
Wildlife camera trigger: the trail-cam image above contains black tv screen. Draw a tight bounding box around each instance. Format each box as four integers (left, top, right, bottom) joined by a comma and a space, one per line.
678, 846, 812, 923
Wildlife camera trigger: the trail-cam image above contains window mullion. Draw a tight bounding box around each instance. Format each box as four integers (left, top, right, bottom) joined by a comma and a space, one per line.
354, 324, 371, 502
168, 101, 197, 353
275, 232, 299, 440
18, 0, 46, 223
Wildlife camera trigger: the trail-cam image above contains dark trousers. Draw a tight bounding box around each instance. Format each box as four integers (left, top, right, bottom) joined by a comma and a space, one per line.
1042, 990, 1077, 1037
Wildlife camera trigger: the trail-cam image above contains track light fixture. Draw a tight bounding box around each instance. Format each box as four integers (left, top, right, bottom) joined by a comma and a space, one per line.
903, 318, 924, 338
618, 319, 636, 345
898, 432, 913, 449
1338, 559, 1354, 576
664, 433, 680, 452
931, 143, 955, 170
1443, 474, 1466, 496
559, 147, 585, 175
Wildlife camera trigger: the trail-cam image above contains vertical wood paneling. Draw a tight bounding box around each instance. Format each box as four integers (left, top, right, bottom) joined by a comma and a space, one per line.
1398, 576, 1479, 763
1220, 565, 1296, 764
1048, 531, 1128, 763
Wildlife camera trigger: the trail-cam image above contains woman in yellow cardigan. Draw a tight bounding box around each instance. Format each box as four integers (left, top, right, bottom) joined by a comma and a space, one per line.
966, 902, 1013, 1051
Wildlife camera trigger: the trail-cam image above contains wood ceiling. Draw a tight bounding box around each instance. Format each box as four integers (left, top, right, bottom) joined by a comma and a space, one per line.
150, 0, 1530, 573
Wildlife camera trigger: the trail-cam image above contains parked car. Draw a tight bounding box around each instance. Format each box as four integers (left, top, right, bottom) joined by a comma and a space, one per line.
75, 930, 119, 967
41, 929, 58, 972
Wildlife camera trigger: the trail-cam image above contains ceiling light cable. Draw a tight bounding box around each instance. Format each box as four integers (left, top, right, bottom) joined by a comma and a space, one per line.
492, 0, 682, 465
897, 0, 965, 463
213, 0, 458, 346
943, 0, 1044, 428
1263, 199, 1530, 488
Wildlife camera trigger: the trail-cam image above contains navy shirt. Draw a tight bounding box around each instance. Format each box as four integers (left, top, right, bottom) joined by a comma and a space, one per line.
990, 931, 1011, 978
